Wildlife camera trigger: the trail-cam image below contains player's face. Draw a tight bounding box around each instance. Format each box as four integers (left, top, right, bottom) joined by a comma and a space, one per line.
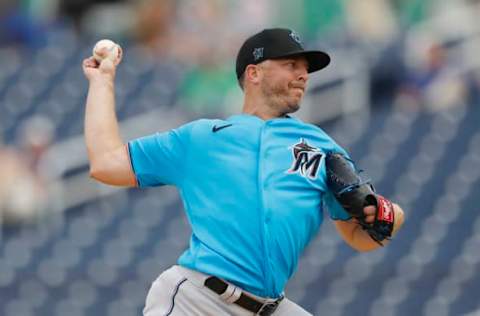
259, 56, 309, 114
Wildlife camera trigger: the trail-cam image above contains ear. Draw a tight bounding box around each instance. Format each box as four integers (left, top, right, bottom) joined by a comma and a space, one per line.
245, 64, 262, 85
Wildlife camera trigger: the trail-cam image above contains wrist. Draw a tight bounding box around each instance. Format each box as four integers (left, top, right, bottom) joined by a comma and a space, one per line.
89, 74, 115, 86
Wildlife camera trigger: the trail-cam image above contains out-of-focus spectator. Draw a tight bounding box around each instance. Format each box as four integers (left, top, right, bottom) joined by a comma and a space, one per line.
132, 0, 176, 57
345, 0, 398, 50
396, 37, 467, 111
171, 0, 236, 114
267, 0, 347, 43
170, 0, 273, 114
0, 0, 47, 49
369, 38, 407, 107
166, 0, 274, 65
0, 144, 44, 225
390, 0, 434, 26
0, 116, 54, 225
463, 35, 480, 104
60, 0, 133, 38
178, 62, 239, 116
169, 0, 233, 66
59, 0, 121, 30
302, 0, 346, 40
16, 115, 55, 174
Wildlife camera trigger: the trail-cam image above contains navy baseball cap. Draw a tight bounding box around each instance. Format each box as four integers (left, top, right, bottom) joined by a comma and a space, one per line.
235, 28, 331, 79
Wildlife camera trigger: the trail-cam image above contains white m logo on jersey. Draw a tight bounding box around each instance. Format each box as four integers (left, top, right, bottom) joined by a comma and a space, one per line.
287, 139, 323, 180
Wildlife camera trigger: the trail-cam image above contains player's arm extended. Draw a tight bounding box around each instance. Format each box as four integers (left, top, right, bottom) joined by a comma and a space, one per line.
82, 57, 136, 187
334, 203, 405, 252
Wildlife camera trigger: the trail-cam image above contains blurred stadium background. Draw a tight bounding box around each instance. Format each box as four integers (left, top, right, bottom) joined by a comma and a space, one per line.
1, 0, 480, 315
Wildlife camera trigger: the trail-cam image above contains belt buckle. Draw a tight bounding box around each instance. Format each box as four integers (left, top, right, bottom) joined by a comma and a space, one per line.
257, 297, 283, 316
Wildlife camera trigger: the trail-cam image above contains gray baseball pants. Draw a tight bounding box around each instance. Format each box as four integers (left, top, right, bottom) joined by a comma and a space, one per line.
143, 265, 312, 316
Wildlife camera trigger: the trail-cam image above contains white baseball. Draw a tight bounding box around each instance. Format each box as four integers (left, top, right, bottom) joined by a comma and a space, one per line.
92, 39, 121, 63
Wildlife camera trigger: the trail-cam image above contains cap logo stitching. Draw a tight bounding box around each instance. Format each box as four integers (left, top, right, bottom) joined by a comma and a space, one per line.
253, 47, 264, 61
289, 30, 301, 44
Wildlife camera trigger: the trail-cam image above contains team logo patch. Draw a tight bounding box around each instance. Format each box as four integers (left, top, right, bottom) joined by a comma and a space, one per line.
289, 30, 302, 44
253, 47, 264, 61
287, 138, 323, 179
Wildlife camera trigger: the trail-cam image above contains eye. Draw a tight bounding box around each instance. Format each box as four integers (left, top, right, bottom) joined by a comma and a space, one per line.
285, 61, 295, 68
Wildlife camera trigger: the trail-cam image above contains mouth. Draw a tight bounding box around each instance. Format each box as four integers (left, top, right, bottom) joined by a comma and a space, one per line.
291, 86, 305, 95
290, 84, 305, 93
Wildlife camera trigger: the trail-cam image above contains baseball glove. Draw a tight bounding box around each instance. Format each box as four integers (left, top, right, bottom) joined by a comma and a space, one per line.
325, 152, 394, 245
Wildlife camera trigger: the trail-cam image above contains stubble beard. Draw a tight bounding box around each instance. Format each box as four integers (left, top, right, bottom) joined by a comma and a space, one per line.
260, 80, 302, 115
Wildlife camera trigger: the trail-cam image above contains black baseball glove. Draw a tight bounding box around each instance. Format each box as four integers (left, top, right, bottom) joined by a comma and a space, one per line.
325, 152, 395, 245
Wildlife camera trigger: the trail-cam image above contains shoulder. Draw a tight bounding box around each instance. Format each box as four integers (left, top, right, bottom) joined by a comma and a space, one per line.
181, 118, 228, 132
173, 118, 238, 141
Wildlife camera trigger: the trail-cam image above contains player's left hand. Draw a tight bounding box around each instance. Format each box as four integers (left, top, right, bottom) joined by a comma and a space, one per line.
325, 152, 404, 244
363, 205, 376, 224
350, 205, 376, 225
356, 204, 404, 234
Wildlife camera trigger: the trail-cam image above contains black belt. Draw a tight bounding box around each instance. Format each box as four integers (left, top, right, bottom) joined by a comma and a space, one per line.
204, 276, 283, 316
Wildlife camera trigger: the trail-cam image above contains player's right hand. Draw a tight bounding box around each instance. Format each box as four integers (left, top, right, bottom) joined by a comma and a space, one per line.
82, 48, 122, 82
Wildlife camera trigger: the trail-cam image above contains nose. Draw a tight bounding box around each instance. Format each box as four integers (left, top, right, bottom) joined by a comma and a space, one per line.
298, 68, 308, 83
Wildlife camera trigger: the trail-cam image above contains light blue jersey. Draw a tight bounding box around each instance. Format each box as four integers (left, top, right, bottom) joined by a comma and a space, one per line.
128, 114, 350, 298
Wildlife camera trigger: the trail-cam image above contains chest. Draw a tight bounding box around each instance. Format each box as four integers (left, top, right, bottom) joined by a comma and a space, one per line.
188, 121, 337, 192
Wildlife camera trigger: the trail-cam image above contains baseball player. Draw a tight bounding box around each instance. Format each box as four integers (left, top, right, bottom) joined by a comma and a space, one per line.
82, 28, 405, 316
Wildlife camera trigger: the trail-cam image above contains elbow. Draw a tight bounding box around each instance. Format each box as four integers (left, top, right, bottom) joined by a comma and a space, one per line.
87, 152, 104, 182
88, 159, 109, 183
89, 164, 103, 182
89, 165, 113, 185
88, 158, 136, 187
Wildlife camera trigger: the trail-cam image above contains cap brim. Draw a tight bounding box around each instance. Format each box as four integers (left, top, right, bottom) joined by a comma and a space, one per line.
273, 50, 331, 73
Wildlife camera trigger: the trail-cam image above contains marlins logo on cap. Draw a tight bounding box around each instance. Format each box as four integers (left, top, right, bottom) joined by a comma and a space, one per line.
253, 47, 264, 61
289, 30, 301, 44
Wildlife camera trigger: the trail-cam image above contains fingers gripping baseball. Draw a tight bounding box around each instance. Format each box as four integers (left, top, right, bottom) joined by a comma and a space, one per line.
82, 39, 123, 81
93, 40, 122, 63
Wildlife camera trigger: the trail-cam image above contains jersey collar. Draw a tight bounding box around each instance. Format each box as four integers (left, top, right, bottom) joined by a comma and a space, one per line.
228, 113, 294, 124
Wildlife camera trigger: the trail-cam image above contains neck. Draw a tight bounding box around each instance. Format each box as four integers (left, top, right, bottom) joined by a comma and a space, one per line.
241, 90, 284, 120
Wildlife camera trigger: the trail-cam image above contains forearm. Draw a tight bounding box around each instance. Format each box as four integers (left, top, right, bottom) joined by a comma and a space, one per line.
351, 222, 386, 251
84, 77, 123, 166
336, 204, 405, 252
82, 52, 136, 187
336, 220, 383, 252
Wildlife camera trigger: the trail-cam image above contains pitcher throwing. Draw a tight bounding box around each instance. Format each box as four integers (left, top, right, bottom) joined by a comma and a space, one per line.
82, 28, 405, 316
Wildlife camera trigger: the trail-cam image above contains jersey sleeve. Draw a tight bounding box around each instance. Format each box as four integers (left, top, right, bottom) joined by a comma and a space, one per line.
324, 190, 352, 221
127, 122, 194, 187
